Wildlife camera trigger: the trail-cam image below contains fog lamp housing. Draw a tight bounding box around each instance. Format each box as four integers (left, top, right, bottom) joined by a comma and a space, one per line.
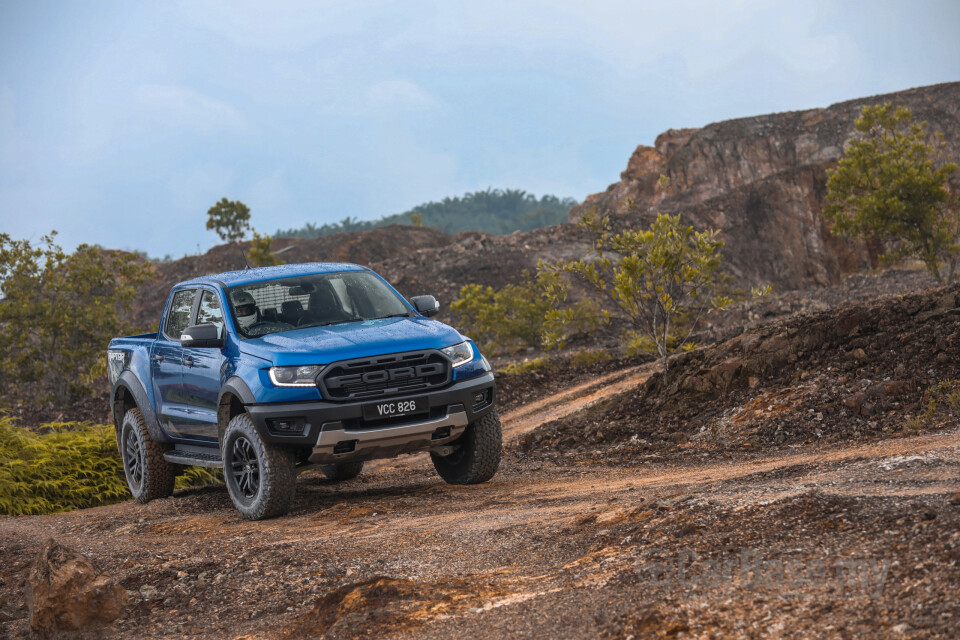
266, 417, 306, 435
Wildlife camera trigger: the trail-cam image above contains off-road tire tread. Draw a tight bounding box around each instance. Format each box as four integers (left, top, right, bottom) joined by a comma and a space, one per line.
223, 413, 297, 520
122, 408, 176, 503
321, 461, 364, 481
431, 408, 502, 484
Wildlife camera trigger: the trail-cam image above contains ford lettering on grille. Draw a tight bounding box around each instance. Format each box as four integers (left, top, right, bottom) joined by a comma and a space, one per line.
326, 363, 444, 389
319, 351, 450, 401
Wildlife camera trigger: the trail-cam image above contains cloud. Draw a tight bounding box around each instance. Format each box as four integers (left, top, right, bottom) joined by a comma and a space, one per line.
133, 84, 249, 133
0, 86, 12, 131
175, 0, 383, 52
366, 79, 440, 112
0, 86, 23, 168
57, 81, 249, 163
242, 168, 298, 223
169, 161, 235, 213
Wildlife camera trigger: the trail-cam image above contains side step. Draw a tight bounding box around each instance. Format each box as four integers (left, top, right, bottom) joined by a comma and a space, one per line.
164, 447, 223, 469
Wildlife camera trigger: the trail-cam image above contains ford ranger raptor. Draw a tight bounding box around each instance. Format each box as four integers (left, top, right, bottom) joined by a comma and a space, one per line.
107, 263, 499, 520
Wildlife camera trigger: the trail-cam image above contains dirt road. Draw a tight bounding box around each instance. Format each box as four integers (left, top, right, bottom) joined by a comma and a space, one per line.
2, 369, 959, 639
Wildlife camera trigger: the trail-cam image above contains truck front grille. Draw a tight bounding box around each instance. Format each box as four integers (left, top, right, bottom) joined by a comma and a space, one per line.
318, 350, 450, 401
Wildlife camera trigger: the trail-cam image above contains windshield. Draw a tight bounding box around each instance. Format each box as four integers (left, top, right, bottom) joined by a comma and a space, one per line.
227, 271, 411, 339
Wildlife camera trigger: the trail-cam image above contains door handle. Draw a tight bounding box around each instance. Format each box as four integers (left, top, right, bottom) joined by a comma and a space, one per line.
153, 353, 164, 362
184, 356, 194, 367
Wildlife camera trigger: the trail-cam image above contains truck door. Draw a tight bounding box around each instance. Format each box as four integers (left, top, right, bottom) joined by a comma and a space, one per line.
178, 289, 226, 441
151, 288, 196, 438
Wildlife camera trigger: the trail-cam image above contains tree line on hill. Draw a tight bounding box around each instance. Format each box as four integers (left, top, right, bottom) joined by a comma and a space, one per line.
274, 188, 578, 238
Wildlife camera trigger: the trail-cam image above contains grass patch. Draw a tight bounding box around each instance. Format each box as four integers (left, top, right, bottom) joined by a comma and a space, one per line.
500, 358, 551, 376
569, 349, 612, 368
0, 416, 220, 516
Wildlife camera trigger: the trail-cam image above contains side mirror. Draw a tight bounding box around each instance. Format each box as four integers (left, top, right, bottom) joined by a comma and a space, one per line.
410, 295, 440, 317
180, 323, 224, 349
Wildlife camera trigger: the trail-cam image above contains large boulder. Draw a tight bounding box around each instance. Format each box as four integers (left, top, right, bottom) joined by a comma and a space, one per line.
26, 538, 127, 637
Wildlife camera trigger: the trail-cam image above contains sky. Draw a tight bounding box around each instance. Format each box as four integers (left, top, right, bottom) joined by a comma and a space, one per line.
1, 1, 959, 257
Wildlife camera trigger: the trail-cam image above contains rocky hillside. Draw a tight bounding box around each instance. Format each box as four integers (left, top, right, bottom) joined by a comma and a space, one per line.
571, 82, 960, 288
517, 281, 960, 459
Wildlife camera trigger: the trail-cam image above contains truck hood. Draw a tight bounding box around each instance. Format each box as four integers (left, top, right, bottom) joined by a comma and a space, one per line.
237, 317, 466, 366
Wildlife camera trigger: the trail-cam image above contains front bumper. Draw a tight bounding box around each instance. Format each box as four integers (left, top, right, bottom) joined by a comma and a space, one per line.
245, 372, 495, 461
309, 405, 470, 465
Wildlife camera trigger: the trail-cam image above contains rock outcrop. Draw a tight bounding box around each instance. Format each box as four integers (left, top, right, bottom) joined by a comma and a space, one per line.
26, 539, 127, 637
570, 82, 960, 288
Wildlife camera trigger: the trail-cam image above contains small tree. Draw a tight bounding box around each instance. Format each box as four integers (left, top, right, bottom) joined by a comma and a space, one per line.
543, 211, 729, 383
0, 232, 152, 406
206, 198, 251, 243
825, 103, 959, 283
247, 231, 282, 267
410, 212, 423, 227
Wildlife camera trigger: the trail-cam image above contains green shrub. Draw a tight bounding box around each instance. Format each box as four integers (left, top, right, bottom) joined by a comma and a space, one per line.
176, 466, 223, 490
569, 349, 612, 367
824, 104, 959, 284
0, 231, 151, 406
540, 211, 728, 384
453, 271, 603, 355
500, 358, 551, 375
248, 230, 282, 267
920, 379, 960, 424
624, 330, 697, 357
0, 417, 220, 516
452, 276, 551, 354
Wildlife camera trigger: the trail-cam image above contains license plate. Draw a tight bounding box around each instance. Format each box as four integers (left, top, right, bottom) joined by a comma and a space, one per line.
362, 397, 427, 420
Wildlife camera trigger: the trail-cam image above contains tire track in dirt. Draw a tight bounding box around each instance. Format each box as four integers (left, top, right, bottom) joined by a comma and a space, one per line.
498, 366, 652, 441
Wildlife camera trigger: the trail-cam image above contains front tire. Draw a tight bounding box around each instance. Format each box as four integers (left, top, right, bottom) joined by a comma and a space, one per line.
222, 413, 297, 520
321, 461, 364, 482
431, 408, 502, 484
120, 408, 176, 503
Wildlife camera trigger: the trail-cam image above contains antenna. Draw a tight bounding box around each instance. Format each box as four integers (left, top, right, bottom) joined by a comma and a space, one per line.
236, 240, 252, 270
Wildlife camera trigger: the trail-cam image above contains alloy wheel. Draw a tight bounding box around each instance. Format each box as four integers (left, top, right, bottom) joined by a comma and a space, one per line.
124, 428, 144, 490
230, 436, 261, 499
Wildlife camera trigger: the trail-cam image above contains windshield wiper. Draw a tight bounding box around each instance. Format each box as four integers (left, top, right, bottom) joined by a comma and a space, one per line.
319, 318, 366, 326
300, 313, 408, 329
294, 318, 363, 329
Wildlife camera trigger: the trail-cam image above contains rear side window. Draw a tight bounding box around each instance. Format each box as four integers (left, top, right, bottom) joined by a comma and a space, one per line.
165, 289, 196, 339
196, 290, 224, 337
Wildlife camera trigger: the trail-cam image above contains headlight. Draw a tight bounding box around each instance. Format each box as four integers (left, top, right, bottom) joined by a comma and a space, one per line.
441, 341, 474, 368
269, 365, 321, 387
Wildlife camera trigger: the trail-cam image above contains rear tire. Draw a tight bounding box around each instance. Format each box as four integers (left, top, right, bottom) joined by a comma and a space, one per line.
431, 408, 502, 485
222, 413, 297, 520
120, 408, 176, 503
321, 461, 364, 481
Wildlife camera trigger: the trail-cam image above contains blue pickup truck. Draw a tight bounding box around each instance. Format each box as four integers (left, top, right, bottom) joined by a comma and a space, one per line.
107, 263, 499, 520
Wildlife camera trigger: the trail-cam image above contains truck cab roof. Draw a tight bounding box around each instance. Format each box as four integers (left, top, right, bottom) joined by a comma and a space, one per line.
178, 262, 367, 289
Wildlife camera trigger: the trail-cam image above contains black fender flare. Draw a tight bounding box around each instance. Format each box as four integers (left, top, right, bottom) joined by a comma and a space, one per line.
219, 376, 256, 406
217, 377, 261, 441
112, 371, 171, 444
